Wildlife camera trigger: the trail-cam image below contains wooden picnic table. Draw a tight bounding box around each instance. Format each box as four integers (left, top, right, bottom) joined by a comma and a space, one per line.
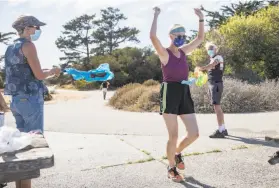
0, 134, 54, 184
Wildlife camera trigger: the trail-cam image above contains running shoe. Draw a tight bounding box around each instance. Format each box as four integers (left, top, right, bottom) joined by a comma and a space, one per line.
209, 130, 225, 138
268, 151, 279, 165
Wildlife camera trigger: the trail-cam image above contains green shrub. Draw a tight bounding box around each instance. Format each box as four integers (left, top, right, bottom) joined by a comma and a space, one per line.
0, 76, 4, 89
46, 74, 73, 86
110, 71, 129, 87
74, 80, 100, 90
188, 6, 279, 82
0, 71, 5, 88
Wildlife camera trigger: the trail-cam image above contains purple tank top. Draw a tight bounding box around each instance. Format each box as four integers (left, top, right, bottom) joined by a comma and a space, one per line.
161, 49, 189, 82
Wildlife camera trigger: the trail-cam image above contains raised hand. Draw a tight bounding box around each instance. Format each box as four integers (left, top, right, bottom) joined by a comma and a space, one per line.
153, 6, 161, 17
194, 8, 204, 19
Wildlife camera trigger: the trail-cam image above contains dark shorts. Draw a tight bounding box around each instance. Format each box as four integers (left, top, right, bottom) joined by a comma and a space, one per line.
160, 82, 195, 115
208, 82, 223, 105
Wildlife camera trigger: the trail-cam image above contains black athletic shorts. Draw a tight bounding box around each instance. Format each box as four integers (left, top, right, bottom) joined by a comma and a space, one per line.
208, 81, 223, 105
159, 82, 195, 115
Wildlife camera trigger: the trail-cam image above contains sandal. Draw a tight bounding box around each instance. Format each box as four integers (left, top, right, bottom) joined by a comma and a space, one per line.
175, 153, 185, 170
167, 166, 183, 182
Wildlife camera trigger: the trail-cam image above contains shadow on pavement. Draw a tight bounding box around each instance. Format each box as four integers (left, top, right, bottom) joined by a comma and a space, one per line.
181, 176, 215, 188
226, 135, 279, 148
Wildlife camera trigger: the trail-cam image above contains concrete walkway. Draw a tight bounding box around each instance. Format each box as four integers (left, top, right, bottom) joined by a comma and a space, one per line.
5, 90, 279, 188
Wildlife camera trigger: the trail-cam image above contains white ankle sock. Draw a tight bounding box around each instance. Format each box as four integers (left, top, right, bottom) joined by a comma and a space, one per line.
218, 125, 225, 132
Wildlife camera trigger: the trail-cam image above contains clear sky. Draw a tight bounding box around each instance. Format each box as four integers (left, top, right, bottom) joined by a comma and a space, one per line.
0, 0, 239, 68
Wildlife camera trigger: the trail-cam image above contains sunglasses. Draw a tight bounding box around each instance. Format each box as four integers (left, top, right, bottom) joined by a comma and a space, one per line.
173, 34, 186, 40
207, 46, 215, 50
28, 26, 40, 30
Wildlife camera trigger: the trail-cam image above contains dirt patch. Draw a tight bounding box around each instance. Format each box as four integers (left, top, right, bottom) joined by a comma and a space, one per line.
45, 91, 91, 104
0, 90, 91, 106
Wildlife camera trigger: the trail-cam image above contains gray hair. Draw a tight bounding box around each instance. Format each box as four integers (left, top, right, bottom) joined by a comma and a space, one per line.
205, 42, 218, 50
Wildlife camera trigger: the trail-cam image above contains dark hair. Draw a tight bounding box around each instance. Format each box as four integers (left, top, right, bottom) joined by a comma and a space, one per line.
17, 28, 24, 35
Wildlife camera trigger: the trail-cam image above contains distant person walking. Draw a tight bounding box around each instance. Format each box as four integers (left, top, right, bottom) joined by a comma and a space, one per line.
101, 81, 110, 100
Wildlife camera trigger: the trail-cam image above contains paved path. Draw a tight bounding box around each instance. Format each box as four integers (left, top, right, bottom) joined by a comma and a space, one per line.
5, 90, 279, 188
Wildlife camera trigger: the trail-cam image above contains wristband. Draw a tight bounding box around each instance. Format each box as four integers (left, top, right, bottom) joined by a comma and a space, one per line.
199, 19, 204, 22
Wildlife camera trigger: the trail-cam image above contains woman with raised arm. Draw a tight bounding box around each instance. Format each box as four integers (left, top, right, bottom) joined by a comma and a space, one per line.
150, 7, 204, 182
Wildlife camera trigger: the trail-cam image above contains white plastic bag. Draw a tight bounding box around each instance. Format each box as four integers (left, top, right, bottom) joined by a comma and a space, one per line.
0, 126, 32, 154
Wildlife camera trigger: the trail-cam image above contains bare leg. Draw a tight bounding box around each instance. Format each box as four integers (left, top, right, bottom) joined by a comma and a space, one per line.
162, 113, 178, 167
176, 114, 199, 154
214, 105, 224, 126
16, 179, 31, 188
103, 91, 106, 100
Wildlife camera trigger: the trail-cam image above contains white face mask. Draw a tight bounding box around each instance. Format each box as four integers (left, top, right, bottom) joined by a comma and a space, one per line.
207, 50, 215, 57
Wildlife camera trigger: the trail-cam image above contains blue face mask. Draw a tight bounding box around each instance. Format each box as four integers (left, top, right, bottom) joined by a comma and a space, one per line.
173, 36, 185, 47
30, 29, 42, 41
207, 50, 215, 57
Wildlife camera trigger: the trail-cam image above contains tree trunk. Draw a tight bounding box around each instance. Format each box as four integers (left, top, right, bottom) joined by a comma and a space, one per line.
86, 29, 90, 64
109, 25, 113, 54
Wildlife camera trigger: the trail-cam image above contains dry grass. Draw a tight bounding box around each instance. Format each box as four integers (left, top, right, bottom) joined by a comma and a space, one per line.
109, 78, 279, 113
59, 84, 76, 90
142, 79, 160, 86
109, 82, 161, 112
130, 85, 160, 112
